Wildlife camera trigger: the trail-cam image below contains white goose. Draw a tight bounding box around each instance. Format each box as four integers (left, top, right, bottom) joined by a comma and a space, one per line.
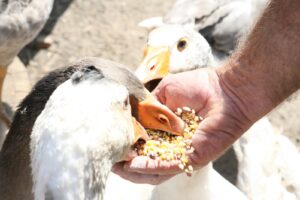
139, 0, 269, 57
0, 0, 54, 148
135, 24, 300, 199
0, 57, 184, 200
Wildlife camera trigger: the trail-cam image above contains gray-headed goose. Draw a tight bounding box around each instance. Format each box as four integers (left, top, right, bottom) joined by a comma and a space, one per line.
0, 57, 184, 200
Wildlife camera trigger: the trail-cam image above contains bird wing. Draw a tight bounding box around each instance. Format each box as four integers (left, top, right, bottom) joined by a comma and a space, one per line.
163, 0, 228, 25
197, 1, 254, 52
0, 0, 53, 66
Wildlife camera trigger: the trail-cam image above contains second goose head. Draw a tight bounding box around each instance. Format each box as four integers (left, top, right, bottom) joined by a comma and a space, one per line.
135, 25, 215, 90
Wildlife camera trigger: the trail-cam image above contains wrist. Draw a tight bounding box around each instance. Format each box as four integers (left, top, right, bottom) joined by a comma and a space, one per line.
215, 0, 300, 124
215, 58, 275, 124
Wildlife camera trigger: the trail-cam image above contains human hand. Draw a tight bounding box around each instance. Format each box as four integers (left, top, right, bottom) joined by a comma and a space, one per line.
113, 68, 253, 184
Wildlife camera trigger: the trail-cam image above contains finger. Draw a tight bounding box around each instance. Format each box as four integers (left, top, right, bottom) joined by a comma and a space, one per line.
124, 156, 183, 175
188, 127, 223, 166
188, 116, 240, 166
112, 163, 174, 185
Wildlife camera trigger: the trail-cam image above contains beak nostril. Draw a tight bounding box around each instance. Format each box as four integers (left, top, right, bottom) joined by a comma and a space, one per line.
158, 114, 170, 126
150, 65, 155, 71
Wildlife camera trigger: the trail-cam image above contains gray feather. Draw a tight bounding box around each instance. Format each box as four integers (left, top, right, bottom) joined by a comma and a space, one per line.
163, 0, 268, 53
0, 0, 54, 66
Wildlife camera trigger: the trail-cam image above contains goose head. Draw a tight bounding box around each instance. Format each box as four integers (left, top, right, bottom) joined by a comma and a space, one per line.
135, 25, 215, 88
74, 58, 184, 136
30, 66, 146, 199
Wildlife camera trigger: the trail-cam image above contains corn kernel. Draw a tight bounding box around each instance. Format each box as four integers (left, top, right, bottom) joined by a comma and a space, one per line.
183, 107, 191, 112
178, 163, 185, 170
188, 165, 193, 171
176, 108, 183, 115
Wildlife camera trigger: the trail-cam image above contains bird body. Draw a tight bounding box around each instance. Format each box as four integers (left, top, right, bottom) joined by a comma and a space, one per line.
104, 164, 247, 200
104, 173, 154, 200
0, 62, 133, 200
234, 118, 300, 200
151, 163, 246, 200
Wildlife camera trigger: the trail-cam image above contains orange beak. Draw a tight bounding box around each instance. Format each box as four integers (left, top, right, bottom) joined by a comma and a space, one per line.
132, 117, 149, 142
125, 107, 183, 161
135, 46, 170, 84
121, 118, 149, 161
136, 92, 184, 136
135, 46, 184, 135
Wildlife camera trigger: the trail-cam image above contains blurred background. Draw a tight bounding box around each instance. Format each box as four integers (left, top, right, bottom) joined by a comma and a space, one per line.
3, 0, 300, 184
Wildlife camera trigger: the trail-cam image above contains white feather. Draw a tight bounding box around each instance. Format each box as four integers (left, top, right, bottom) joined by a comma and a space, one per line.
151, 164, 246, 200
104, 164, 247, 200
234, 118, 300, 200
31, 77, 135, 200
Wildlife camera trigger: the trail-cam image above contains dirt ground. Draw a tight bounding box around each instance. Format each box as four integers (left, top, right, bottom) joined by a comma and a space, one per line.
4, 0, 300, 184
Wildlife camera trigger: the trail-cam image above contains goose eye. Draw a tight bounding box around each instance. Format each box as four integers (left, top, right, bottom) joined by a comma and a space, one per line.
177, 38, 187, 52
123, 96, 129, 110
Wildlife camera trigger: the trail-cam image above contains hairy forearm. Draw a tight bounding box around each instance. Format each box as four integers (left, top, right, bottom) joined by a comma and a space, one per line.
217, 0, 300, 123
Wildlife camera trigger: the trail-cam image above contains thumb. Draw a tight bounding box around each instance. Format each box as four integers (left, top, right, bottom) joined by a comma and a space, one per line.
151, 80, 167, 104
188, 116, 240, 167
124, 156, 182, 175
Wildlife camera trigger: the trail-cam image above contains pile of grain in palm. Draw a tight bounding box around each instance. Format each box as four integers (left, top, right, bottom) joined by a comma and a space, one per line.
134, 107, 203, 176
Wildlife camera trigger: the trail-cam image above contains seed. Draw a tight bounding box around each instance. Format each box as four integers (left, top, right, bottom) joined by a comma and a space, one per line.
149, 152, 157, 159
183, 107, 191, 112
178, 163, 185, 170
134, 107, 202, 176
176, 108, 183, 115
